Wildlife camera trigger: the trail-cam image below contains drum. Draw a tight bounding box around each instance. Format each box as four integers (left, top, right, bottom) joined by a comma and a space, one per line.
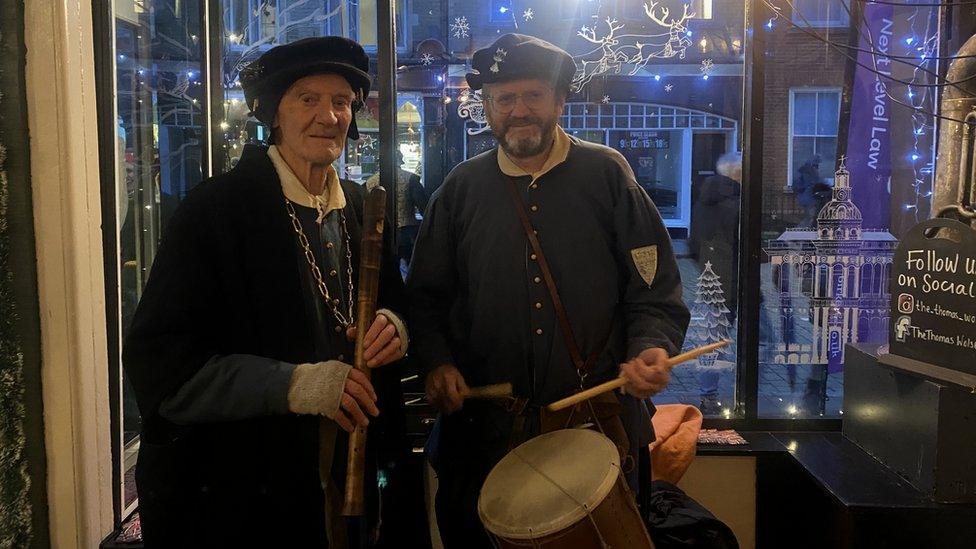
478, 428, 655, 548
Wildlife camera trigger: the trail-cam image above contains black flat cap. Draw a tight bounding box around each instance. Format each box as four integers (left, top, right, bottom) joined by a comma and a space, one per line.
240, 36, 371, 140
466, 34, 576, 92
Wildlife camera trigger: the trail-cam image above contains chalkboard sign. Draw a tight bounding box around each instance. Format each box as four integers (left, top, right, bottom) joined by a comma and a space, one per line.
889, 218, 976, 376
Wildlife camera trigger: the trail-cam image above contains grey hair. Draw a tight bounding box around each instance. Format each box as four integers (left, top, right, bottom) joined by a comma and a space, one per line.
716, 151, 742, 182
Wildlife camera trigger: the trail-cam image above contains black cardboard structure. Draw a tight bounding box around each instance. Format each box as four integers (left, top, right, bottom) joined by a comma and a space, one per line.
844, 344, 976, 503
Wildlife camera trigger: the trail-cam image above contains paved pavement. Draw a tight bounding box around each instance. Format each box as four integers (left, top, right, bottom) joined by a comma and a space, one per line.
655, 241, 843, 419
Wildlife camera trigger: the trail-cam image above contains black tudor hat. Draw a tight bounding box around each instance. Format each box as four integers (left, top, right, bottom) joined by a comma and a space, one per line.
465, 34, 576, 93
240, 36, 371, 140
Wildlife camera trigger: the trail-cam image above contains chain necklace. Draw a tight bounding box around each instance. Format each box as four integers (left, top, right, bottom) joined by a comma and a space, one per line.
285, 199, 355, 328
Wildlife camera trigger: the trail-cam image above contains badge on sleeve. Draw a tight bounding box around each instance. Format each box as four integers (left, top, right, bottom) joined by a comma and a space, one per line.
631, 245, 658, 286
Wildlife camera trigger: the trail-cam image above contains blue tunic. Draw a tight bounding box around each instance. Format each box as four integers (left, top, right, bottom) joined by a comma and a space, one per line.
407, 136, 690, 485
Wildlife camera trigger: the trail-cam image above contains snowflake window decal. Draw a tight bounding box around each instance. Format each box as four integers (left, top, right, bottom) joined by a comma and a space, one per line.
700, 58, 715, 79
359, 135, 377, 152
451, 16, 470, 39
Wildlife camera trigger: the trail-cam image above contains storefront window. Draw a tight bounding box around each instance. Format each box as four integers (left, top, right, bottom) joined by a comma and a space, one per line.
105, 0, 395, 518
611, 128, 687, 221
93, 1, 968, 543
111, 0, 206, 516
758, 1, 939, 418
419, 1, 746, 416
104, 9, 953, 513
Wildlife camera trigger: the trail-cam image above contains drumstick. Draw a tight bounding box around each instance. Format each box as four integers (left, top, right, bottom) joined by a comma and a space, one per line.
462, 382, 513, 400
545, 340, 731, 412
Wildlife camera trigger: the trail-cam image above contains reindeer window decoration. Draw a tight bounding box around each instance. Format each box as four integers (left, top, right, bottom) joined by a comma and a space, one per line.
458, 90, 491, 136
572, 1, 696, 93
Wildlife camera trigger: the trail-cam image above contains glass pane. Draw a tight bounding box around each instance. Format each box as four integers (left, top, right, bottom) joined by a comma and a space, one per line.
113, 0, 206, 514
792, 137, 816, 184
692, 0, 714, 20
792, 0, 849, 27
815, 137, 839, 182
792, 92, 817, 135
823, 0, 850, 26
408, 0, 746, 417
613, 130, 683, 219
108, 0, 395, 518
360, 0, 378, 46
341, 98, 380, 183
218, 0, 363, 171
490, 0, 514, 23
817, 91, 840, 135
358, 0, 407, 50
760, 2, 939, 418
568, 129, 606, 145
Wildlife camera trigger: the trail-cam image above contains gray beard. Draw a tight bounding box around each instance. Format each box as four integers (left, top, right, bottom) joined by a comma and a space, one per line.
498, 121, 556, 159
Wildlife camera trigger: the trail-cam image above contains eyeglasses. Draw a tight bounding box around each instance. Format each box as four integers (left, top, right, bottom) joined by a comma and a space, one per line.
484, 88, 554, 114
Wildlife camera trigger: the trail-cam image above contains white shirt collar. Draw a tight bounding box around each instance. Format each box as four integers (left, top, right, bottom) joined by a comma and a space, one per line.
268, 145, 346, 223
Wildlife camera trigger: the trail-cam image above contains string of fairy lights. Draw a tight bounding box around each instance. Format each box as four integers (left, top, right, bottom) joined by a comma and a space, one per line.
767, 0, 974, 225
839, 0, 938, 224
901, 2, 939, 221
209, 0, 973, 229
119, 0, 973, 199
118, 1, 975, 420
455, 0, 969, 228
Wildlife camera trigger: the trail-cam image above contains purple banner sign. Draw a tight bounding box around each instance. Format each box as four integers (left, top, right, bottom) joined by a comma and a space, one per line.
846, 3, 894, 232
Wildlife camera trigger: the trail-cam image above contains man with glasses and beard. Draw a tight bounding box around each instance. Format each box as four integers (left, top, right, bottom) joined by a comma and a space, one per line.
407, 34, 689, 548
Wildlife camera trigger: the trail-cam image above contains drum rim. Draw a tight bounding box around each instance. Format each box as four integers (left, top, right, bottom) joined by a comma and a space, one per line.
477, 429, 621, 539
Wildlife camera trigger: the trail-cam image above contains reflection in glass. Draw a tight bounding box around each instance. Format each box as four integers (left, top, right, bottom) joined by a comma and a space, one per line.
114, 0, 206, 513
759, 1, 937, 418
218, 0, 354, 172
611, 129, 685, 220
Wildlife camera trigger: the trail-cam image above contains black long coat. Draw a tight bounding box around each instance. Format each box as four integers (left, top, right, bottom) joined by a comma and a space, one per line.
123, 145, 406, 547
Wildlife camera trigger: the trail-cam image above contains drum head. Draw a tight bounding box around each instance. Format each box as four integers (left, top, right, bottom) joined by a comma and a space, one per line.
478, 428, 621, 539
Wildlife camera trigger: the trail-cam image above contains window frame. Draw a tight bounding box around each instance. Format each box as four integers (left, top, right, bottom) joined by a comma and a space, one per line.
356, 0, 411, 53
84, 0, 975, 542
93, 7, 875, 539
790, 0, 850, 28
787, 87, 842, 189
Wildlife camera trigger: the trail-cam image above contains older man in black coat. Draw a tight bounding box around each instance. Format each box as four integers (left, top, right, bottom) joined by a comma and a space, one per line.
123, 37, 409, 547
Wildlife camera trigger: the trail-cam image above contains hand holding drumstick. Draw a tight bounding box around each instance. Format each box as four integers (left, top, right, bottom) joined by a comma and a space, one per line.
548, 340, 731, 412
425, 364, 515, 414
620, 347, 673, 400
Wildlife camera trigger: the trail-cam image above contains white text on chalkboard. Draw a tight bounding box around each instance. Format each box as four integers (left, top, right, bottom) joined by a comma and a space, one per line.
898, 250, 976, 297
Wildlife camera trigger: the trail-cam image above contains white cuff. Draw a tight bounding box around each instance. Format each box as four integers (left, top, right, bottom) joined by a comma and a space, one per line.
377, 308, 409, 358
286, 361, 352, 418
